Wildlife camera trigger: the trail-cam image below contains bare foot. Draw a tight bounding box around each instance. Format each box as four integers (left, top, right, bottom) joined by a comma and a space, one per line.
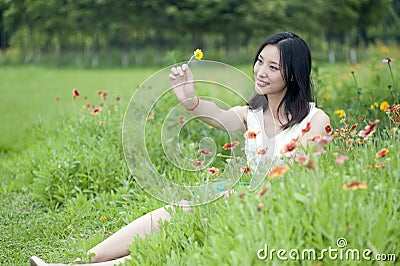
29, 256, 48, 266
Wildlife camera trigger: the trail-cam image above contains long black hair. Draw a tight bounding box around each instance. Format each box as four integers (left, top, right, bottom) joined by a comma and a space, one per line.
248, 32, 314, 130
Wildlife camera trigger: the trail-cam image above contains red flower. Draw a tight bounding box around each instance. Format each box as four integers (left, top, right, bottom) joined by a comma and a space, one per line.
349, 123, 358, 132
295, 154, 309, 165
207, 167, 219, 175
359, 119, 380, 140
308, 135, 321, 142
73, 88, 80, 100
281, 138, 298, 154
334, 155, 349, 165
317, 135, 333, 145
324, 124, 332, 135
198, 149, 212, 155
223, 141, 240, 150
91, 107, 102, 115
244, 131, 257, 139
179, 115, 186, 124
102, 91, 108, 100
257, 149, 266, 155
382, 57, 394, 63
192, 161, 204, 166
301, 122, 311, 135
376, 148, 389, 158
241, 166, 251, 174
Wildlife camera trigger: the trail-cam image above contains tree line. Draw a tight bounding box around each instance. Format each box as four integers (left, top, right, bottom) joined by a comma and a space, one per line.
0, 0, 399, 67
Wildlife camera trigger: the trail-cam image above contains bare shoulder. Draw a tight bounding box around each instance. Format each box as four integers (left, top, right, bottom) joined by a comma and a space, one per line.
309, 109, 330, 136
311, 109, 330, 126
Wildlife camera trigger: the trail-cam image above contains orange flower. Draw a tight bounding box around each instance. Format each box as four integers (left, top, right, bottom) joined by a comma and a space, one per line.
208, 167, 219, 176
223, 141, 240, 150
91, 107, 102, 115
306, 160, 316, 170
268, 164, 290, 178
376, 148, 389, 158
257, 185, 269, 198
324, 124, 332, 135
146, 114, 155, 121
100, 215, 107, 221
359, 120, 380, 139
83, 103, 92, 109
72, 88, 80, 100
244, 131, 257, 139
343, 181, 367, 191
192, 161, 204, 166
102, 91, 108, 100
301, 122, 311, 135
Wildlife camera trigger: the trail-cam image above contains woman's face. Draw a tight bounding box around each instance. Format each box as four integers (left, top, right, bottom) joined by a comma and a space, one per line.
253, 45, 287, 97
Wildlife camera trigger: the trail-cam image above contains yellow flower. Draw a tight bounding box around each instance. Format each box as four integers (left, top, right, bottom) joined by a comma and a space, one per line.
100, 215, 107, 221
335, 110, 346, 118
380, 101, 389, 111
193, 49, 203, 60
343, 181, 367, 191
370, 102, 379, 109
380, 46, 389, 53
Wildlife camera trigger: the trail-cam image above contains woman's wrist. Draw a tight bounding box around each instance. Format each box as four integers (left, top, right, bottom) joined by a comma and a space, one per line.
184, 96, 200, 111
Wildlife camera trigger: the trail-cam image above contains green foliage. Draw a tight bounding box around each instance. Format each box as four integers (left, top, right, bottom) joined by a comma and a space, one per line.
0, 0, 398, 66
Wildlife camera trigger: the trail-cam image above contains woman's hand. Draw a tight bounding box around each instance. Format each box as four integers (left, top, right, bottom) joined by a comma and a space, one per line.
169, 64, 197, 109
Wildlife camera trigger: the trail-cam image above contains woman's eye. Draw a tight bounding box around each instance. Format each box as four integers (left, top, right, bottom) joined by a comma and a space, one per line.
257, 58, 263, 64
270, 66, 278, 70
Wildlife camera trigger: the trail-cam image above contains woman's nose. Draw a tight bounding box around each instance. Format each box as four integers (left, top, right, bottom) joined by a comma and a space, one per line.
257, 65, 268, 78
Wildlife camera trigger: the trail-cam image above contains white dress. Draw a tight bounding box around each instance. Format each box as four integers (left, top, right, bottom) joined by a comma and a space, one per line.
244, 103, 322, 188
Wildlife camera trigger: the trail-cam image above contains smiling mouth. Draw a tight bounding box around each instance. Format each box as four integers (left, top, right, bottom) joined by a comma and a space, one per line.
256, 80, 270, 87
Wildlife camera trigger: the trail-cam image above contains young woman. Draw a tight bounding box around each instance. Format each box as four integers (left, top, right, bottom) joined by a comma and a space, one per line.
30, 32, 329, 266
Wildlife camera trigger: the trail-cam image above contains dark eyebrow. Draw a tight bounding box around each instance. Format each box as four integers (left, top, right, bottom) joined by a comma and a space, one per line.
259, 54, 280, 65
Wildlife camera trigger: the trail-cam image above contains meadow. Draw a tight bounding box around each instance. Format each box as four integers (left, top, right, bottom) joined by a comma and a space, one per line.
0, 45, 399, 265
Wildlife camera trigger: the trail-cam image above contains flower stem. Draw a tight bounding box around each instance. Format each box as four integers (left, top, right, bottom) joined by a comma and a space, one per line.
187, 55, 194, 65
387, 62, 396, 101
351, 71, 361, 100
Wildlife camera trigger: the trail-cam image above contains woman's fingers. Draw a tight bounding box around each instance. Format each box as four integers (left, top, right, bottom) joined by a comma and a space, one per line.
169, 73, 176, 80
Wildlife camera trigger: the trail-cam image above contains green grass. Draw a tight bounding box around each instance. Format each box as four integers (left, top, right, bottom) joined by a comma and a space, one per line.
0, 46, 399, 266
0, 66, 156, 152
